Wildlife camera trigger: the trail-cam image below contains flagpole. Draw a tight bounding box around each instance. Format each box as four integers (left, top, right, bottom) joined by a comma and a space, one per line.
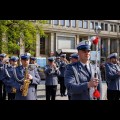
94, 25, 101, 100
94, 26, 101, 78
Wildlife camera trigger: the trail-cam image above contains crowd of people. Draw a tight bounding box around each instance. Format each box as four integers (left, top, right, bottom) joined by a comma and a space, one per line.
0, 40, 120, 100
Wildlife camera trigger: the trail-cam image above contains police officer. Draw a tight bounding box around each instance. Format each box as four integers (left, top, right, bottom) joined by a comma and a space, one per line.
105, 53, 120, 100
67, 53, 79, 100
3, 56, 19, 100
30, 57, 37, 65
0, 53, 7, 100
59, 54, 69, 96
29, 56, 39, 97
70, 53, 79, 63
11, 53, 41, 100
55, 56, 61, 68
44, 57, 60, 100
55, 56, 61, 84
64, 40, 102, 100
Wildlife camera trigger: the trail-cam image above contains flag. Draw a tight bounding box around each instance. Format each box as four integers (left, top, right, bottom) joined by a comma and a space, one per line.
90, 36, 99, 45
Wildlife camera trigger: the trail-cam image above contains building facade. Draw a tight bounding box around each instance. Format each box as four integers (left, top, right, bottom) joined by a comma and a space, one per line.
35, 20, 120, 61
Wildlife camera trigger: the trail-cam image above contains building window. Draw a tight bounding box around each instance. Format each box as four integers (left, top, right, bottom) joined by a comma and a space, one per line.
66, 20, 71, 27
101, 38, 108, 57
53, 20, 59, 25
78, 20, 83, 28
95, 22, 98, 28
79, 38, 82, 42
105, 24, 108, 31
83, 21, 88, 29
60, 20, 65, 26
90, 21, 94, 29
40, 37, 45, 54
110, 24, 113, 32
119, 26, 120, 32
114, 25, 117, 32
71, 20, 76, 28
57, 36, 75, 49
101, 23, 104, 30
110, 39, 117, 53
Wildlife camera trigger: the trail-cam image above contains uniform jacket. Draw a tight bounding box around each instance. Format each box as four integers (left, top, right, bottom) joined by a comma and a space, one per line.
12, 65, 41, 100
2, 65, 16, 93
59, 61, 68, 77
64, 61, 102, 100
105, 63, 120, 91
44, 65, 60, 85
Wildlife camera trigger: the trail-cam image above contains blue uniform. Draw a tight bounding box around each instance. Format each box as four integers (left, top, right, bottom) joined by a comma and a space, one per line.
12, 65, 41, 100
64, 62, 102, 100
45, 65, 60, 85
105, 63, 120, 90
2, 65, 15, 93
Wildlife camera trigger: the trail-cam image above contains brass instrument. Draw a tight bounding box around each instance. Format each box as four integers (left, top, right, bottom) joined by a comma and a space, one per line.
22, 67, 31, 96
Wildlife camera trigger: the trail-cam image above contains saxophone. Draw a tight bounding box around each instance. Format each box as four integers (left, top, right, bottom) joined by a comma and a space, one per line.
22, 67, 31, 96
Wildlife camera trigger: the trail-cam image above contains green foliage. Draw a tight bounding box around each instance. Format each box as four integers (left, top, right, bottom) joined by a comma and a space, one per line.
0, 20, 47, 56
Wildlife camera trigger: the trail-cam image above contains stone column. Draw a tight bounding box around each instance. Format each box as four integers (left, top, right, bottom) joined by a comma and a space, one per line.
36, 33, 40, 57
76, 34, 79, 45
45, 34, 48, 56
50, 33, 54, 56
107, 38, 110, 56
117, 39, 119, 57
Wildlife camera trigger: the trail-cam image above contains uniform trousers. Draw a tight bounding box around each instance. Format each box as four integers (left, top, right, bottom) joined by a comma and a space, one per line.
8, 93, 16, 100
45, 85, 57, 100
107, 89, 120, 100
59, 77, 66, 96
0, 80, 6, 100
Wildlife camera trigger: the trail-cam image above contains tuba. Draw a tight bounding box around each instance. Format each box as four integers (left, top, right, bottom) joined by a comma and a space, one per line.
22, 67, 31, 96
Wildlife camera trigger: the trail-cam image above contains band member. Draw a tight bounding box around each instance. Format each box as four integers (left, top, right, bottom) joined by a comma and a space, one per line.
55, 56, 61, 84
44, 57, 60, 100
55, 56, 61, 68
67, 53, 79, 100
59, 54, 69, 96
70, 53, 79, 63
105, 53, 120, 100
3, 56, 19, 100
11, 53, 41, 100
30, 57, 37, 64
64, 40, 102, 100
29, 56, 39, 98
0, 53, 7, 100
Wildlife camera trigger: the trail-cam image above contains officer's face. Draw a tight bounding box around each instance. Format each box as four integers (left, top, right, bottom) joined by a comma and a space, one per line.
30, 60, 36, 64
11, 61, 18, 66
21, 59, 30, 67
78, 50, 90, 61
110, 58, 117, 64
48, 61, 54, 65
71, 58, 78, 63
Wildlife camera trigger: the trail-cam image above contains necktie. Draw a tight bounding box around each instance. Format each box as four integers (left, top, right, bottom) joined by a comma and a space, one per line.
84, 65, 91, 77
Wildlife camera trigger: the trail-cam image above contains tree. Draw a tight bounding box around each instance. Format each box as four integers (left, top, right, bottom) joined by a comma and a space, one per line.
0, 20, 47, 56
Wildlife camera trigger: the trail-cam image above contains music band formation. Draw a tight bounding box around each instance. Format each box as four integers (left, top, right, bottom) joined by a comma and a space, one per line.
0, 40, 120, 100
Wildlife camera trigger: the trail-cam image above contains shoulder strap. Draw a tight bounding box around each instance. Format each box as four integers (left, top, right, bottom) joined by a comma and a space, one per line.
5, 67, 11, 78
71, 65, 79, 84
